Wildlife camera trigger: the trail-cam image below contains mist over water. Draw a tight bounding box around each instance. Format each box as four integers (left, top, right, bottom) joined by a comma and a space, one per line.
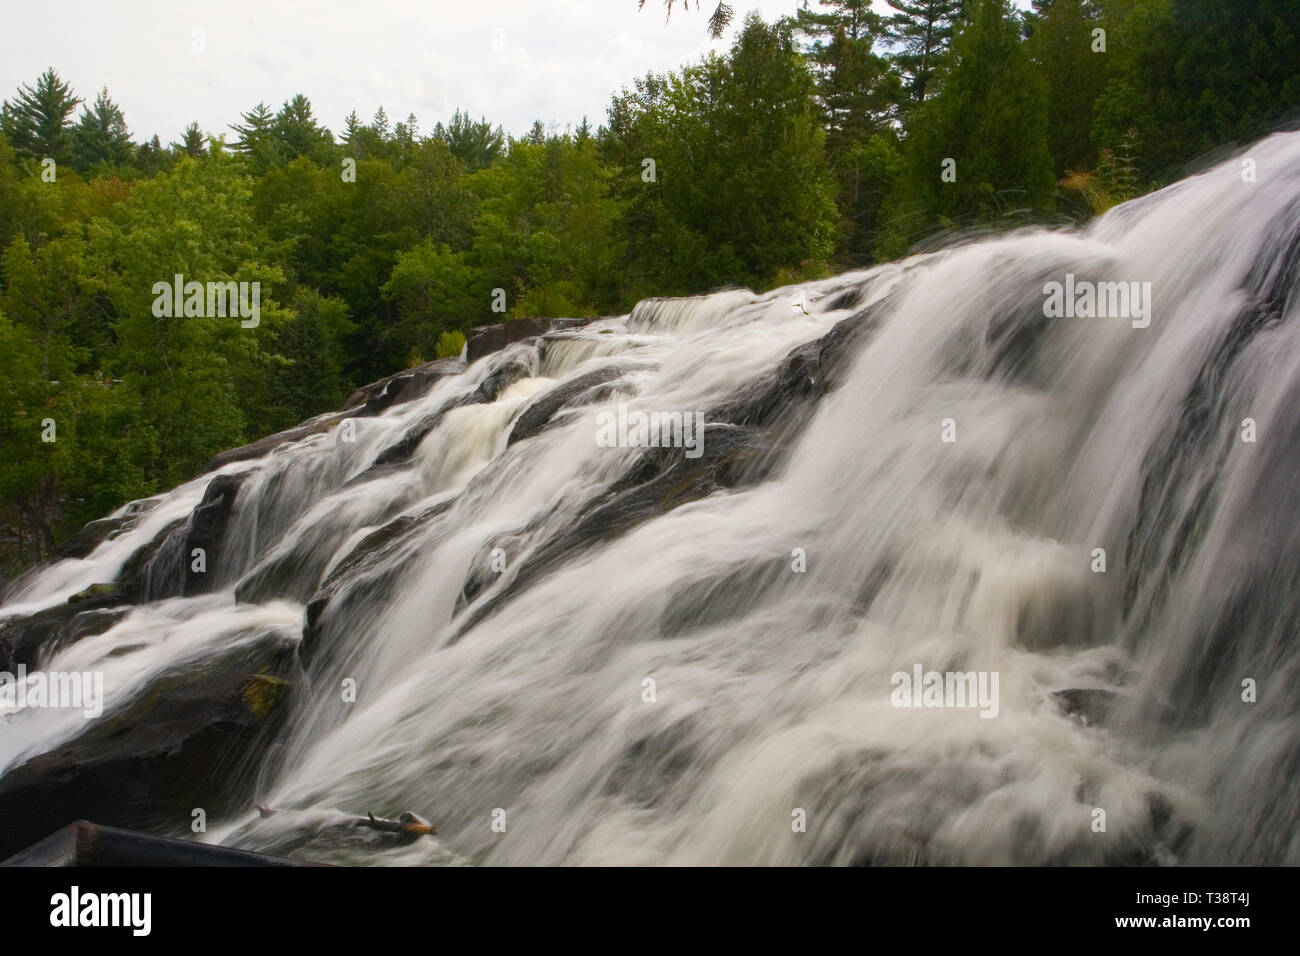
4, 133, 1299, 865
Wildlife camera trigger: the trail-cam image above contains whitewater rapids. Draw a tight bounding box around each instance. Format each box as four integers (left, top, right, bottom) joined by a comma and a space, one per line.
3, 133, 1299, 865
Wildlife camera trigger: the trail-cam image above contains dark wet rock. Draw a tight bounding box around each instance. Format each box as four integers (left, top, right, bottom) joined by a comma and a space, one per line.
466, 318, 552, 364
36, 607, 131, 665
235, 495, 407, 606
67, 582, 126, 607
1052, 688, 1118, 726
360, 358, 533, 476
184, 473, 243, 592
466, 317, 596, 364
118, 472, 249, 603
0, 627, 298, 859
234, 548, 318, 607
55, 497, 161, 560
342, 357, 465, 415
118, 517, 186, 603
475, 359, 533, 403
301, 501, 454, 667
206, 415, 342, 472
507, 364, 633, 446
452, 305, 887, 638
455, 424, 770, 638
56, 517, 125, 560
709, 340, 823, 428
390, 358, 465, 404
709, 303, 884, 432
455, 525, 540, 614
824, 285, 867, 311
208, 361, 465, 474
365, 396, 477, 473
0, 585, 130, 671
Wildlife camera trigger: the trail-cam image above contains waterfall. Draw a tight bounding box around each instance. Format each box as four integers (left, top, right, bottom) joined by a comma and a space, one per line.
3, 132, 1298, 865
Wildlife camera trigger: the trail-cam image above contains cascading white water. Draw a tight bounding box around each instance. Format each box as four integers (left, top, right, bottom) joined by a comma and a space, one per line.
3, 132, 1298, 865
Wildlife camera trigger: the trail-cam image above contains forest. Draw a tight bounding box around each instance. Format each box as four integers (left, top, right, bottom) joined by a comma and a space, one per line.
0, 0, 1296, 576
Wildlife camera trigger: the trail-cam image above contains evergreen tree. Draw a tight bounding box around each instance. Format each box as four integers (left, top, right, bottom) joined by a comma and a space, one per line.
1026, 0, 1109, 176
0, 68, 81, 163
881, 0, 1054, 255
70, 87, 134, 172
433, 109, 506, 171
604, 15, 837, 291
230, 101, 280, 172
176, 122, 208, 158
639, 1, 734, 38
884, 0, 964, 104
1092, 0, 1300, 184
794, 1, 901, 265
136, 134, 170, 176
371, 106, 390, 141
342, 110, 363, 149
273, 94, 335, 164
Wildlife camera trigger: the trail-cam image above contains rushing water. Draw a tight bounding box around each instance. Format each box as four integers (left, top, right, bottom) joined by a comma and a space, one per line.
3, 133, 1299, 865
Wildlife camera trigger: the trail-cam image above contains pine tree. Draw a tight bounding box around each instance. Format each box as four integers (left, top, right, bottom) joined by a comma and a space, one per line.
342, 110, 362, 148
793, 2, 900, 266
883, 0, 1054, 254
639, 1, 734, 38
70, 87, 134, 171
0, 68, 81, 163
884, 0, 964, 104
433, 109, 505, 171
1026, 0, 1108, 175
370, 106, 390, 141
274, 94, 334, 164
231, 101, 274, 152
136, 134, 169, 176
176, 122, 207, 158
795, 2, 896, 155
229, 101, 280, 173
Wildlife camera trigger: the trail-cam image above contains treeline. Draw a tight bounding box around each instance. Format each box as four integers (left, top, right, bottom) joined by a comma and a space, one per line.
0, 0, 1296, 574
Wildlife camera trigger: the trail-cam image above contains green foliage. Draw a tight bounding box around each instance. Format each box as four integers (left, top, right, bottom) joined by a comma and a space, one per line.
70, 87, 135, 173
382, 240, 483, 358
794, 1, 902, 266
1026, 0, 1111, 176
1090, 0, 1299, 186
639, 1, 734, 38
433, 110, 506, 172
1, 68, 81, 164
880, 0, 1055, 254
884, 0, 965, 104
604, 15, 838, 293
435, 330, 466, 359
2, 3, 1297, 570
266, 290, 354, 427
89, 150, 288, 484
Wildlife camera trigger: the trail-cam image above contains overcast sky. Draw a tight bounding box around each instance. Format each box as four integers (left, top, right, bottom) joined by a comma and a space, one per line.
0, 1, 817, 145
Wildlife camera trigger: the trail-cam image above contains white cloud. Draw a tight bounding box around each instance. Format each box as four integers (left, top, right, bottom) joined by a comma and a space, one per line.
0, 0, 802, 143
